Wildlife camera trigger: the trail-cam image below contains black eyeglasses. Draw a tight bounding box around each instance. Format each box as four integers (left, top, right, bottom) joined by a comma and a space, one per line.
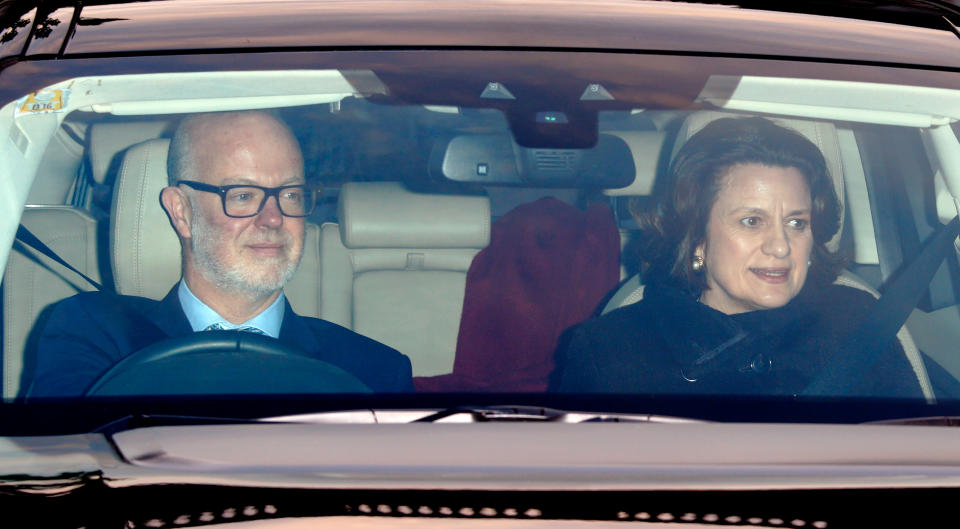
177, 180, 318, 218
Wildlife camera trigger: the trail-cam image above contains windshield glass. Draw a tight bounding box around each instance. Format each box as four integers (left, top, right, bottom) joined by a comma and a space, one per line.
4, 50, 960, 427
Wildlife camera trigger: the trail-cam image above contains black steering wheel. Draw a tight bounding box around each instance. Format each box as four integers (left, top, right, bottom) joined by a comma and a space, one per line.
85, 330, 373, 396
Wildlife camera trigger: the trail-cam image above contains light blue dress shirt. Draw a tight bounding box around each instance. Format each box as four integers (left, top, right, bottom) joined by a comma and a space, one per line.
177, 279, 285, 338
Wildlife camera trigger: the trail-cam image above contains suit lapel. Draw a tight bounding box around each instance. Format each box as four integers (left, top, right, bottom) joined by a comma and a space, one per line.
146, 285, 195, 338
278, 300, 318, 355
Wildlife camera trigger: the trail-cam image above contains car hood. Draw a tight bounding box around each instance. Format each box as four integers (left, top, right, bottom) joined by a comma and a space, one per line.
5, 421, 960, 491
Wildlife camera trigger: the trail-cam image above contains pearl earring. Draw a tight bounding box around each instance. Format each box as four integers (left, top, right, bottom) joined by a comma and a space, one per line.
692, 255, 704, 271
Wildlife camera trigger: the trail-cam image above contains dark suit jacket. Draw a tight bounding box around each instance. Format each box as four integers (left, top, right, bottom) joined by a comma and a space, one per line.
28, 287, 414, 397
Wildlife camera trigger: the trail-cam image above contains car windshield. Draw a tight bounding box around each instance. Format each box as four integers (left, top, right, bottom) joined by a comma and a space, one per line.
4, 48, 960, 428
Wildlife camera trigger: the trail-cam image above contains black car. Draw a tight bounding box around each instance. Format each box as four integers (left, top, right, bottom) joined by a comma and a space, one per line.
4, 0, 960, 527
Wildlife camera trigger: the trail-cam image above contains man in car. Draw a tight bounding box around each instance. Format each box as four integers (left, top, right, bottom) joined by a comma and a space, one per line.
28, 111, 414, 397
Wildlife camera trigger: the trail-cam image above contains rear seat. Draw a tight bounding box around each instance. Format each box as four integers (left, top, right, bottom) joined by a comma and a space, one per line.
3, 207, 100, 399
0, 121, 161, 399
319, 182, 490, 377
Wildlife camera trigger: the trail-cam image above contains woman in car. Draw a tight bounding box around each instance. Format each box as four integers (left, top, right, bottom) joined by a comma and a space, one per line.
551, 116, 924, 397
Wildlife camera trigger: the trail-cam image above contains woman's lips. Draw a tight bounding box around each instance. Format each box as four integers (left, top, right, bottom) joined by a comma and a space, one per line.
750, 267, 789, 283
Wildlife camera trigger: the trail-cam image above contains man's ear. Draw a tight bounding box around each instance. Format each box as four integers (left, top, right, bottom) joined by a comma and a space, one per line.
160, 186, 192, 239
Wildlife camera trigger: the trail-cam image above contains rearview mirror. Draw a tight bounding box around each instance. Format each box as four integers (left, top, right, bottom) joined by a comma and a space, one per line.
432, 133, 635, 188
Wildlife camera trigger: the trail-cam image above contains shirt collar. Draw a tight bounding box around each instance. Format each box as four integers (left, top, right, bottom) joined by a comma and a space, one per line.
177, 279, 285, 338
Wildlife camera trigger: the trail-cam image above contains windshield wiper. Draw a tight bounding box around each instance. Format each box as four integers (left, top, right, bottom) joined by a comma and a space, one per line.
94, 413, 268, 435
411, 405, 705, 423
265, 405, 705, 423
93, 406, 706, 432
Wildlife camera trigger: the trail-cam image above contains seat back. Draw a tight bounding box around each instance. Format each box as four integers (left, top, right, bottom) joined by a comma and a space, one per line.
3, 207, 100, 399
1, 122, 173, 399
603, 130, 669, 279
110, 138, 180, 299
110, 138, 323, 315
603, 130, 669, 198
320, 182, 491, 377
89, 121, 171, 185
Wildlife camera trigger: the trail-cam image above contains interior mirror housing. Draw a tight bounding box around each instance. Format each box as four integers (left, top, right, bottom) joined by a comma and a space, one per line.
433, 133, 635, 188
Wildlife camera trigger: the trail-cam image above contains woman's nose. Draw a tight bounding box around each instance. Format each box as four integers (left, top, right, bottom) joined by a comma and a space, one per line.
762, 225, 791, 258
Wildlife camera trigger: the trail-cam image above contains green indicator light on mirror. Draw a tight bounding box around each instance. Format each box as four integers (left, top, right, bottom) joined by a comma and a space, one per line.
535, 111, 569, 124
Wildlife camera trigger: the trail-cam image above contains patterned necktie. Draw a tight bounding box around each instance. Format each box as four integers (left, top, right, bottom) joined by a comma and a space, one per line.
203, 322, 265, 335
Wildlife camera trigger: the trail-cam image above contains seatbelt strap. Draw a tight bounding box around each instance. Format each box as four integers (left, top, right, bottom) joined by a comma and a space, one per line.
804, 215, 960, 397
15, 223, 103, 291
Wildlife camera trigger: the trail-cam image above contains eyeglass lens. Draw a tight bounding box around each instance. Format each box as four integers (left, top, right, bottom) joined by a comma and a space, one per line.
224, 187, 314, 217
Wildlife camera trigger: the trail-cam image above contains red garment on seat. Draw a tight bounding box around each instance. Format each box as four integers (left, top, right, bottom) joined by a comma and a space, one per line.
414, 198, 620, 392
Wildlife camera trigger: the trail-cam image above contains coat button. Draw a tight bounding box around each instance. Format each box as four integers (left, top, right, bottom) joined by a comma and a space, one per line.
749, 354, 772, 374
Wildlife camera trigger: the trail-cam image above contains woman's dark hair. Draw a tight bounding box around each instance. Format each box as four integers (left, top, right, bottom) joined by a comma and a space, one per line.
634, 116, 842, 291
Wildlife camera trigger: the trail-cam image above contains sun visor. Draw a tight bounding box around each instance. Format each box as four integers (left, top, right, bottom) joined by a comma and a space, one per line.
697, 75, 960, 127
13, 70, 387, 116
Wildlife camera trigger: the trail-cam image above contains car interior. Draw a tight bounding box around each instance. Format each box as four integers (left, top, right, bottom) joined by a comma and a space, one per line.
4, 67, 960, 402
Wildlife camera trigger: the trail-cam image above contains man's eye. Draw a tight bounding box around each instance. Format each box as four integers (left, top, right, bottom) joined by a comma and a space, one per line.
740, 217, 761, 227
282, 190, 303, 201
788, 218, 809, 230
227, 190, 255, 202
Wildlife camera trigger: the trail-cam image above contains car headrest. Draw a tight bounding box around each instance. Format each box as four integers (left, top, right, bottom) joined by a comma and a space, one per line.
602, 130, 668, 196
110, 138, 181, 299
89, 121, 171, 185
337, 182, 491, 249
675, 111, 845, 252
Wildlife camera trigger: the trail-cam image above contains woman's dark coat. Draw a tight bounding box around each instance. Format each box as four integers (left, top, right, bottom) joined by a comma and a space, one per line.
551, 278, 924, 398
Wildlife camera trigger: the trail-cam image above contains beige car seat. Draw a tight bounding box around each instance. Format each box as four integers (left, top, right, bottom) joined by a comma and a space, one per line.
603, 129, 669, 280
601, 111, 935, 401
2, 208, 101, 399
1, 121, 174, 400
319, 182, 491, 377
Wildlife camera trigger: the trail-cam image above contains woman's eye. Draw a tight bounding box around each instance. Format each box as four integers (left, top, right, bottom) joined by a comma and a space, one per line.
787, 218, 809, 230
740, 217, 761, 227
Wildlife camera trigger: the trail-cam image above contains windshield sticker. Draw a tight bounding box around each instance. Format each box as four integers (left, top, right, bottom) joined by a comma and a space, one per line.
15, 89, 69, 117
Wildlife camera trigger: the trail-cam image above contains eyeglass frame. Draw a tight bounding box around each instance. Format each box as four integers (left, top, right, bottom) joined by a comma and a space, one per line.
176, 180, 319, 218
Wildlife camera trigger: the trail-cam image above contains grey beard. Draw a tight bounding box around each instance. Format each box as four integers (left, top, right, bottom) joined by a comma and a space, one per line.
188, 207, 301, 296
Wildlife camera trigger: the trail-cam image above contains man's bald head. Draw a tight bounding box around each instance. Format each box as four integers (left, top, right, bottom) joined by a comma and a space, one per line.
167, 111, 303, 186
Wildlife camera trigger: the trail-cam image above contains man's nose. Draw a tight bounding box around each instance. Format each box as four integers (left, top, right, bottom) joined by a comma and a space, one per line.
254, 195, 284, 228
762, 224, 791, 258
